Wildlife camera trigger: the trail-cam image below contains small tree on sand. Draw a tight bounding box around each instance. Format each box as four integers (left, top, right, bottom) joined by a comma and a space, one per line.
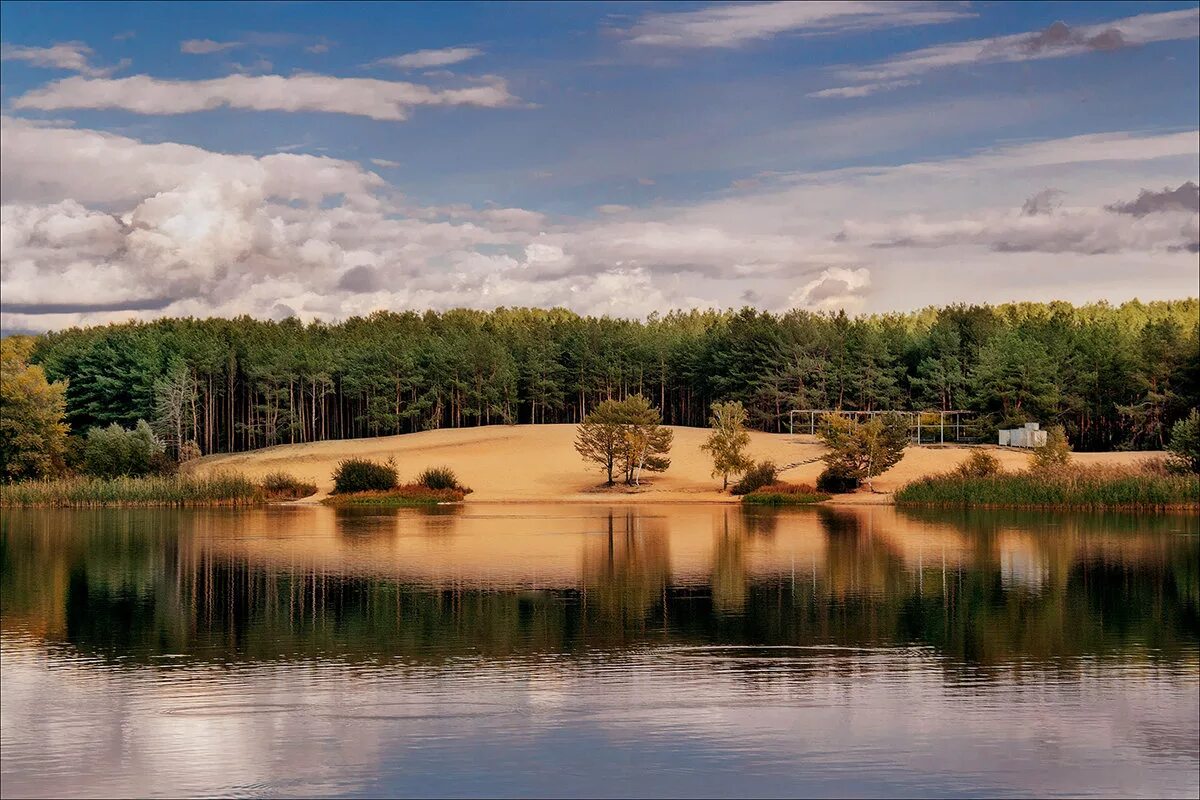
818, 412, 909, 492
575, 395, 672, 486
701, 400, 753, 490
1166, 409, 1200, 474
1030, 425, 1071, 470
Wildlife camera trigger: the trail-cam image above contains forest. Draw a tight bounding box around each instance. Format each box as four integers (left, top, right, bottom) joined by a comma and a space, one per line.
22, 298, 1200, 456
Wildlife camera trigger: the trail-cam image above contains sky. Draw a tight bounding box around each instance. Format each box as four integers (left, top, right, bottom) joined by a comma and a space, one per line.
1, 0, 1198, 333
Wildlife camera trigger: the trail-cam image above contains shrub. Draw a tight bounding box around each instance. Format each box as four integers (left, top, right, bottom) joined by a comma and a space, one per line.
816, 465, 860, 494
179, 439, 203, 463
260, 470, 318, 500
1167, 409, 1200, 474
731, 460, 778, 495
332, 458, 398, 494
322, 484, 466, 506
82, 420, 171, 478
956, 449, 1001, 478
742, 482, 830, 505
1031, 425, 1071, 470
417, 465, 463, 491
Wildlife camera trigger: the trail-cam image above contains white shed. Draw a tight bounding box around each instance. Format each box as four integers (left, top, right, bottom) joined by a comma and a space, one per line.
999, 422, 1047, 448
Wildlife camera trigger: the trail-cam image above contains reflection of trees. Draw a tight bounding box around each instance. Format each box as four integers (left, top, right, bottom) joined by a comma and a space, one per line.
1, 507, 1197, 669
581, 510, 670, 637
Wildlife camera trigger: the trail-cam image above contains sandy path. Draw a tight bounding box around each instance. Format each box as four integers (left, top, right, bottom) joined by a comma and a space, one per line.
186, 424, 1158, 504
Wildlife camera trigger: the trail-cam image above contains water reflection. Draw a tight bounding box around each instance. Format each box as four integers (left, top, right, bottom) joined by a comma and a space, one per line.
2, 504, 1196, 666
1, 504, 1197, 798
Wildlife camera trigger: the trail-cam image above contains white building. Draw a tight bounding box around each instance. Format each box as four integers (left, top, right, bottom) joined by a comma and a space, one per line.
999, 422, 1048, 448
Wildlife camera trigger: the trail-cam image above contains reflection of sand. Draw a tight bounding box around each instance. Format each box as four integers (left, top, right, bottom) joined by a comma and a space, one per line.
186, 424, 1156, 504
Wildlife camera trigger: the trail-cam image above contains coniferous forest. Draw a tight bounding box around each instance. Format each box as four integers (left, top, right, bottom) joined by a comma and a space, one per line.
25, 299, 1199, 455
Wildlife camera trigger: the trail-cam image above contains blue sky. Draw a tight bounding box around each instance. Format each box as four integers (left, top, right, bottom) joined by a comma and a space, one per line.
1, 1, 1197, 330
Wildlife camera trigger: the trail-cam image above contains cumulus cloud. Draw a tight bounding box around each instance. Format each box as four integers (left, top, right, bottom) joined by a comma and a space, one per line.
370, 46, 483, 69
1107, 181, 1200, 217
0, 41, 128, 77
180, 38, 241, 54
788, 267, 871, 311
814, 8, 1199, 98
11, 73, 519, 121
620, 1, 969, 49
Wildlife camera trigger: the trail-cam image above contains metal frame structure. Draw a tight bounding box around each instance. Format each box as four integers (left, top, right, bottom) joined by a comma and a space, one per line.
787, 409, 973, 444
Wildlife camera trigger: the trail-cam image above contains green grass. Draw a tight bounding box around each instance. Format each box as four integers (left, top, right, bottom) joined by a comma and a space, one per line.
895, 465, 1199, 511
741, 482, 831, 506
321, 485, 467, 507
0, 472, 263, 508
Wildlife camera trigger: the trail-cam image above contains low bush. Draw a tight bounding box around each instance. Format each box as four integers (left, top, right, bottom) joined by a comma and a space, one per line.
895, 463, 1198, 510
742, 482, 830, 505
1031, 425, 1072, 470
816, 465, 859, 494
417, 465, 465, 491
0, 471, 261, 508
260, 470, 318, 500
332, 458, 397, 494
1167, 409, 1200, 474
322, 484, 467, 506
956, 449, 1001, 478
731, 460, 778, 495
82, 420, 173, 478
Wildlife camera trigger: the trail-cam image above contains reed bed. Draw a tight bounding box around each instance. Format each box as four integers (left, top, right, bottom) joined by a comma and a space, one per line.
741, 482, 831, 506
0, 472, 263, 508
895, 464, 1199, 511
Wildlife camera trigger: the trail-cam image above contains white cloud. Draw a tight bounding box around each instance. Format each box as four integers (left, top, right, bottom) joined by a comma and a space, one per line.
180, 38, 241, 54
11, 73, 519, 121
370, 46, 483, 69
369, 158, 402, 168
1, 118, 1196, 331
788, 267, 871, 311
815, 8, 1200, 98
0, 41, 127, 77
621, 1, 970, 49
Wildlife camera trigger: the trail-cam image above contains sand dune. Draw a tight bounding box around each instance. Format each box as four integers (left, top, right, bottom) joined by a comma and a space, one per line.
186, 424, 1156, 504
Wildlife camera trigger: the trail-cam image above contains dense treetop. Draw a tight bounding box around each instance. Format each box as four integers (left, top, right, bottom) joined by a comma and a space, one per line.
24, 299, 1199, 455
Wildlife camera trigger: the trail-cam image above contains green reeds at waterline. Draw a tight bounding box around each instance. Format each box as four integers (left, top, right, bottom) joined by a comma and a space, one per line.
895, 465, 1199, 511
321, 485, 469, 507
741, 482, 831, 505
0, 472, 263, 508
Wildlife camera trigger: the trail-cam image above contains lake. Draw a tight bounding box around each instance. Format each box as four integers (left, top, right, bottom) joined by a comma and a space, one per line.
1, 504, 1197, 798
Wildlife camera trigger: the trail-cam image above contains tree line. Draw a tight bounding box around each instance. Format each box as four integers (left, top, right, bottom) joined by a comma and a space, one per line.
17, 299, 1199, 458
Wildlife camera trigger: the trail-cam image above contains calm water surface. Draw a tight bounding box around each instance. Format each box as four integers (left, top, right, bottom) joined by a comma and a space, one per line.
1, 504, 1197, 798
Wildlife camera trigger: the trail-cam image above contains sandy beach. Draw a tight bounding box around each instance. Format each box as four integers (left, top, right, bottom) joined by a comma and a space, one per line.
186, 424, 1158, 504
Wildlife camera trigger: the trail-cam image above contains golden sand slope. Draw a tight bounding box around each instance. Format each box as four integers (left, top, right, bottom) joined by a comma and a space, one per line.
186, 424, 1157, 504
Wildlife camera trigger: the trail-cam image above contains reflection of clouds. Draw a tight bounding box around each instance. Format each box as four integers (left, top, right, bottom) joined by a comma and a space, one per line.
4, 636, 1197, 798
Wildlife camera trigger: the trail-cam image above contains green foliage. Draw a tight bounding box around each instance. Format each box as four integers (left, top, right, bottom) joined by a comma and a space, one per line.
0, 471, 261, 507
575, 394, 672, 486
0, 336, 69, 481
730, 460, 778, 496
816, 466, 860, 494
895, 464, 1199, 510
701, 400, 753, 489
332, 458, 398, 494
818, 412, 909, 490
956, 449, 1002, 478
22, 299, 1199, 454
1166, 409, 1200, 473
741, 482, 830, 505
82, 420, 171, 478
417, 465, 464, 491
260, 471, 318, 500
1031, 425, 1072, 470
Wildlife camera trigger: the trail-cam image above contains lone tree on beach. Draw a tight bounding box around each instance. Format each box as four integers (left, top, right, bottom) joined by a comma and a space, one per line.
818, 413, 909, 492
701, 400, 753, 490
575, 395, 672, 486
